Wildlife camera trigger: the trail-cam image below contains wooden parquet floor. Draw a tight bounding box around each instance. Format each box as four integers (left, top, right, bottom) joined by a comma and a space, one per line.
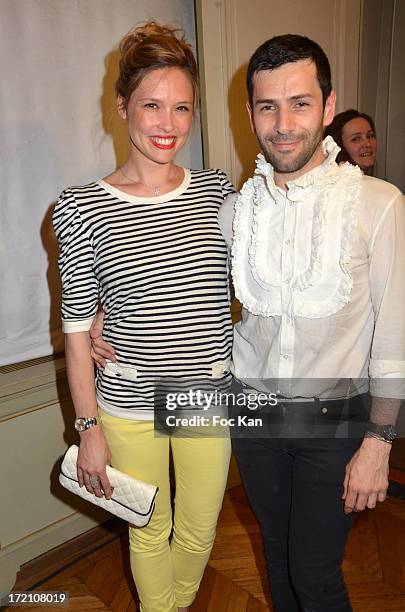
3, 485, 405, 611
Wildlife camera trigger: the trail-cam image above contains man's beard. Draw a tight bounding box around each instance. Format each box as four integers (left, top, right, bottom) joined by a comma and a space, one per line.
258, 124, 324, 174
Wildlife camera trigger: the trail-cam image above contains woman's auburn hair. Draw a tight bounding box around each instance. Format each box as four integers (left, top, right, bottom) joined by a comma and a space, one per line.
116, 21, 199, 108
325, 108, 376, 165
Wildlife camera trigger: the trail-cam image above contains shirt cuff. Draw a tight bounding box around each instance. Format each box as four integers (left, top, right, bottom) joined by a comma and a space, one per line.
369, 359, 405, 398
62, 316, 95, 333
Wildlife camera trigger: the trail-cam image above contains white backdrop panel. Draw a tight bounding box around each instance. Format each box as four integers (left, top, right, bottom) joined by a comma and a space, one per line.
0, 0, 202, 366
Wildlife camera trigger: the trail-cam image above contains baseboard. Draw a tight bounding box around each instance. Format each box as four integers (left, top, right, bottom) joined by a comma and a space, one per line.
10, 517, 125, 593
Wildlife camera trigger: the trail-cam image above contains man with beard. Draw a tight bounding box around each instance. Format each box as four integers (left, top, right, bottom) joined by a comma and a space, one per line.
219, 35, 404, 612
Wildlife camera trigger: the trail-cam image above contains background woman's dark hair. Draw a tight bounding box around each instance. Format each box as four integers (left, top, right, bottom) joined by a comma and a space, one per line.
246, 34, 332, 108
325, 109, 376, 164
116, 21, 198, 109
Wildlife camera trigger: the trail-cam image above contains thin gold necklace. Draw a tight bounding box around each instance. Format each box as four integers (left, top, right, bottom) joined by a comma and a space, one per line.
119, 167, 161, 196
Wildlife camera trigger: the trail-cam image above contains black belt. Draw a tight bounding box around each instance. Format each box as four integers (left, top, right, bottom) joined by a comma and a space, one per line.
232, 383, 369, 422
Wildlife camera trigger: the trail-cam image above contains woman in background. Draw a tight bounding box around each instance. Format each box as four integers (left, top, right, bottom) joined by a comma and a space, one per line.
54, 22, 234, 612
325, 109, 377, 174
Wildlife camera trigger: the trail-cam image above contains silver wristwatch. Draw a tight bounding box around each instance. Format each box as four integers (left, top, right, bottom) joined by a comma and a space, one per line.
74, 416, 100, 432
365, 422, 397, 444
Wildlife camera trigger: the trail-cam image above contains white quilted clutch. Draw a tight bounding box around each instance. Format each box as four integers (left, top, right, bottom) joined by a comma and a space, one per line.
59, 445, 158, 526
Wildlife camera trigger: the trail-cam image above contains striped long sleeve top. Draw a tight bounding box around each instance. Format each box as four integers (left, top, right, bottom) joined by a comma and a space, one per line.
53, 168, 235, 419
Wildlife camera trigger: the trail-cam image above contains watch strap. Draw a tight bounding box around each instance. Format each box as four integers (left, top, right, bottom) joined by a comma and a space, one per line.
364, 430, 393, 445
74, 416, 100, 432
365, 422, 397, 443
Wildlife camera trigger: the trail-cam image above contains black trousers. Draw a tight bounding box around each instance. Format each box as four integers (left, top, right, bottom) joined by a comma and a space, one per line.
231, 393, 368, 612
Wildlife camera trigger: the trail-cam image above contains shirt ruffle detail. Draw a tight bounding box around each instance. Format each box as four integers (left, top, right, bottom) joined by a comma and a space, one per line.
232, 138, 362, 318
232, 179, 281, 315
249, 175, 280, 287
294, 163, 362, 318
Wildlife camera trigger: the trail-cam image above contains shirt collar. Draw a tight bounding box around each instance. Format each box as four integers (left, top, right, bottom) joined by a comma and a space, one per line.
255, 136, 341, 198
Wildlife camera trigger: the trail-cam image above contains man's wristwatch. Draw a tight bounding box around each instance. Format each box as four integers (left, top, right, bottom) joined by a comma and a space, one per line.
365, 422, 397, 444
74, 416, 100, 432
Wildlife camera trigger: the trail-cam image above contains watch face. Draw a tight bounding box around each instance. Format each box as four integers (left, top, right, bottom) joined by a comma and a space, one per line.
74, 417, 98, 432
370, 423, 397, 441
74, 418, 86, 432
385, 425, 397, 441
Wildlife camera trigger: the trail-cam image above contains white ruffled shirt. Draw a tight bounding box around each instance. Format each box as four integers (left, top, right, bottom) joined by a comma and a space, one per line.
219, 137, 405, 399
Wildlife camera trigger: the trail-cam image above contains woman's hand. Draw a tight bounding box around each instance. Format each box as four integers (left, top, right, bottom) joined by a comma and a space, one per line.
90, 309, 116, 368
64, 332, 113, 498
77, 426, 113, 499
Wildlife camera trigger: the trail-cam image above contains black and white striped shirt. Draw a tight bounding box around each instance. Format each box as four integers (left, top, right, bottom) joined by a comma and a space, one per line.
54, 168, 235, 419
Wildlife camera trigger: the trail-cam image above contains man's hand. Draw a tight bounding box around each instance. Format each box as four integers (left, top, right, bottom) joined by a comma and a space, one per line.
342, 437, 391, 514
89, 309, 116, 368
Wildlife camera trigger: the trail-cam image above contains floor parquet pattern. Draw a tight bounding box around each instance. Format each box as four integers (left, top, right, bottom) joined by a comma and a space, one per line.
3, 486, 405, 611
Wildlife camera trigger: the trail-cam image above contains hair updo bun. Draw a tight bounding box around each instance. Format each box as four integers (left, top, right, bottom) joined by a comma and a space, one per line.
116, 21, 198, 109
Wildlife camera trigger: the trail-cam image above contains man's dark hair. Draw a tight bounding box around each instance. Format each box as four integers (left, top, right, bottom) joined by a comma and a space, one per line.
324, 109, 376, 164
247, 34, 332, 108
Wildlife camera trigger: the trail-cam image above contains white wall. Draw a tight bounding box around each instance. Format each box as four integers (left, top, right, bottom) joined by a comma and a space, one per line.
197, 0, 362, 187
0, 0, 201, 367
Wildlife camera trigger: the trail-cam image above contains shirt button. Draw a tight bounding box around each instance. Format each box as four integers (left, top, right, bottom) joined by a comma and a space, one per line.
285, 239, 291, 246
321, 407, 328, 414
283, 354, 290, 360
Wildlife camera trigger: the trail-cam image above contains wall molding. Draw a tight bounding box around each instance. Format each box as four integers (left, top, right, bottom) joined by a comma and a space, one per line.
0, 355, 68, 422
0, 354, 110, 599
332, 0, 361, 112
196, 0, 236, 182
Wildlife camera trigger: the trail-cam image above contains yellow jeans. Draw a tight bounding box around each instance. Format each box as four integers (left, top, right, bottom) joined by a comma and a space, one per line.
99, 410, 231, 612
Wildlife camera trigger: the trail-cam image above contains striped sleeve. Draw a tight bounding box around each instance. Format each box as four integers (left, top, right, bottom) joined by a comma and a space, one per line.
53, 189, 99, 332
215, 169, 235, 198
218, 192, 238, 250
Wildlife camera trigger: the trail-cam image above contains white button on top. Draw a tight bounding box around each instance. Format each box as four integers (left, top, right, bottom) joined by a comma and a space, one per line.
321, 407, 328, 414
285, 239, 291, 246
283, 354, 290, 359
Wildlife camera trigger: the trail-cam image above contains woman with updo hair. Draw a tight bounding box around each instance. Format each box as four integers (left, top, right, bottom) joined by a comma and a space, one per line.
54, 21, 234, 611
325, 109, 377, 175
